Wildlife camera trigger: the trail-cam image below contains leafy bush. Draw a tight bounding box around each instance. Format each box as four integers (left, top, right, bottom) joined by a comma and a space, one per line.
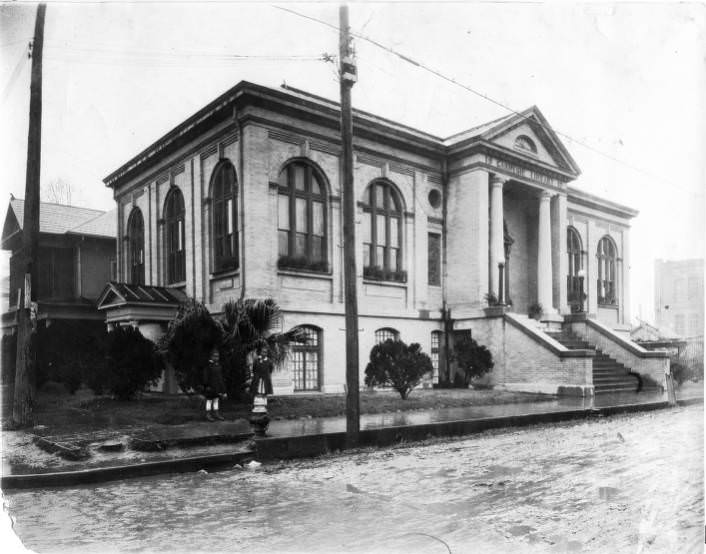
159, 299, 223, 393
36, 320, 109, 393
452, 334, 494, 386
670, 363, 693, 387
364, 339, 432, 399
363, 265, 408, 283
103, 326, 162, 400
277, 255, 328, 273
528, 302, 543, 320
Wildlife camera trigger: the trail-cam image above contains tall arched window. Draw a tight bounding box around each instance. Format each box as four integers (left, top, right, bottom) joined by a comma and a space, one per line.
289, 325, 322, 391
164, 187, 186, 284
597, 235, 617, 306
277, 160, 328, 272
362, 180, 405, 282
126, 208, 145, 285
567, 227, 583, 309
211, 161, 238, 272
375, 327, 399, 344
431, 330, 442, 384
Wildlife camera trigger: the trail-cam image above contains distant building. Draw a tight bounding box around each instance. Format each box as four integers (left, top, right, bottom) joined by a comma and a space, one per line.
654, 259, 704, 338
99, 81, 667, 396
1, 197, 116, 332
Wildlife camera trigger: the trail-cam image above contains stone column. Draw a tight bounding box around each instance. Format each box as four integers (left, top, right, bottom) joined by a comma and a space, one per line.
551, 193, 568, 313
489, 175, 505, 299
537, 190, 554, 313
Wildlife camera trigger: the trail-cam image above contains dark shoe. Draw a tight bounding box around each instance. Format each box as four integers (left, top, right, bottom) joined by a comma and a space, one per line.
205, 412, 215, 422
213, 411, 225, 421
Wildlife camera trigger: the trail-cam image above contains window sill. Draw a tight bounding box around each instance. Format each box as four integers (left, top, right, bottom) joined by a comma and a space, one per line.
278, 269, 333, 280
363, 279, 407, 288
598, 303, 618, 309
210, 268, 240, 280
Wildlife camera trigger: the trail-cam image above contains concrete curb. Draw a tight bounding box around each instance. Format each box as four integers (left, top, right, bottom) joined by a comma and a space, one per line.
2, 397, 701, 490
1, 451, 255, 490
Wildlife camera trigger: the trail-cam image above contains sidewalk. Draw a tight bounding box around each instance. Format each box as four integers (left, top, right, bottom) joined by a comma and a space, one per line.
2, 387, 702, 489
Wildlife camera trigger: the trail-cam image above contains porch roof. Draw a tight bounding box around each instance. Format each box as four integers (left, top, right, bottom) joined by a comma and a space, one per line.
97, 281, 188, 311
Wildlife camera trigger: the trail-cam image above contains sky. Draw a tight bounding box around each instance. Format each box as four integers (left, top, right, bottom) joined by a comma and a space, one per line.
1, 1, 704, 322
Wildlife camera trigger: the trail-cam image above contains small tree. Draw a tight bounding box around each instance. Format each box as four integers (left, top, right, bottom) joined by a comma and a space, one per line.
103, 326, 162, 400
221, 298, 308, 400
159, 299, 223, 393
364, 339, 432, 399
453, 335, 494, 386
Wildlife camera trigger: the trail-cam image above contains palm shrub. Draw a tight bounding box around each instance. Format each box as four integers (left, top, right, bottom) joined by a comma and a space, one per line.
221, 298, 308, 400
159, 299, 223, 393
364, 339, 432, 399
103, 326, 162, 400
452, 334, 494, 386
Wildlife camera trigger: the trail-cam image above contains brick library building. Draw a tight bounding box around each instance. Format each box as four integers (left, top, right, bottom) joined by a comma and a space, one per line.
98, 81, 667, 396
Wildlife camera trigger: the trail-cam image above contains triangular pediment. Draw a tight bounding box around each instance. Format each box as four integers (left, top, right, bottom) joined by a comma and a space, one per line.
1, 201, 21, 248
464, 107, 581, 177
97, 282, 127, 309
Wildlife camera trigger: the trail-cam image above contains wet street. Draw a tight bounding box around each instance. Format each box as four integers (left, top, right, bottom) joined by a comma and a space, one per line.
4, 404, 703, 553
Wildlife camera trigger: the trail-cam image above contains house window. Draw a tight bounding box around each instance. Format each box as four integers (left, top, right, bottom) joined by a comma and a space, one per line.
431, 330, 442, 384
37, 247, 74, 299
375, 327, 399, 344
277, 160, 328, 272
675, 314, 685, 336
688, 313, 700, 336
211, 161, 238, 273
428, 232, 441, 286
362, 180, 405, 282
687, 276, 700, 300
596, 236, 617, 306
164, 187, 186, 284
289, 325, 322, 391
567, 226, 583, 308
126, 208, 145, 285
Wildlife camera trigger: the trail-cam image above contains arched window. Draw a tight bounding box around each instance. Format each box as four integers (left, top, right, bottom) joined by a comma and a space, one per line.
362, 180, 405, 282
375, 327, 399, 344
277, 160, 328, 272
597, 235, 617, 305
164, 187, 186, 285
126, 208, 144, 285
289, 325, 322, 391
514, 135, 537, 154
211, 161, 238, 272
567, 227, 583, 309
431, 330, 442, 384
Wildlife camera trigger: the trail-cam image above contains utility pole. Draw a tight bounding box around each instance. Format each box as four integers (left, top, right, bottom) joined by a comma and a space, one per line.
339, 4, 360, 447
14, 3, 46, 426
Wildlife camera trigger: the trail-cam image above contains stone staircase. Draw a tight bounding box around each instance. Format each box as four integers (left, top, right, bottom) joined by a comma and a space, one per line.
545, 329, 640, 394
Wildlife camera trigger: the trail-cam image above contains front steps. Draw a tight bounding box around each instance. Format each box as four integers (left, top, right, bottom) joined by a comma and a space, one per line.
546, 330, 641, 394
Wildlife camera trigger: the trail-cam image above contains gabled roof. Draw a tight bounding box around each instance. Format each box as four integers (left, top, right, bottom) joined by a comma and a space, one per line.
1, 197, 116, 248
445, 106, 581, 176
103, 81, 584, 188
97, 281, 188, 311
67, 208, 117, 239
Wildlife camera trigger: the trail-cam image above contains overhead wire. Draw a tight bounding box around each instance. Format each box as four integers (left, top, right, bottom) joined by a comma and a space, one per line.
271, 4, 701, 198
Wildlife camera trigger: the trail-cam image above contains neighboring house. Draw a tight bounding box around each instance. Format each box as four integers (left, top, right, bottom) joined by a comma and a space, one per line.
1, 197, 116, 332
654, 258, 704, 339
98, 81, 667, 396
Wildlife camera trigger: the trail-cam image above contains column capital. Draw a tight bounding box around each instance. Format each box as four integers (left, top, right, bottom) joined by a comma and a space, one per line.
539, 189, 553, 201
490, 174, 507, 187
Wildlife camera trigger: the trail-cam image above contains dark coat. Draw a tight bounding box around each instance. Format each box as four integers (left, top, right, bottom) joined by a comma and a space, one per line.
251, 356, 274, 395
202, 354, 226, 399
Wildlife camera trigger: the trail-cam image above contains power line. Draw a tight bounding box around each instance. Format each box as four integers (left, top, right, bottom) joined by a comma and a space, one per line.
272, 5, 701, 197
